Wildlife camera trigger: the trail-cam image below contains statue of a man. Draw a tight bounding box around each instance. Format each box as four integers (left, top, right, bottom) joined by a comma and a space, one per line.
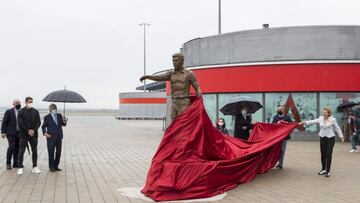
140, 53, 202, 122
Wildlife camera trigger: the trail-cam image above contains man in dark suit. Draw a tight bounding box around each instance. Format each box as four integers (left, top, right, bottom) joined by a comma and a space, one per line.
17, 97, 42, 175
234, 107, 253, 140
1, 99, 21, 170
42, 103, 67, 172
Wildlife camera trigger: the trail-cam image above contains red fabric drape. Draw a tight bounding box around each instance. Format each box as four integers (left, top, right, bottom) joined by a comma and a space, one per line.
141, 97, 297, 201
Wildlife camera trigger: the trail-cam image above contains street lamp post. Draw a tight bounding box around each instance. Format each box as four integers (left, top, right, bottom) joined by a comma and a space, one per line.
218, 0, 221, 34
139, 23, 150, 92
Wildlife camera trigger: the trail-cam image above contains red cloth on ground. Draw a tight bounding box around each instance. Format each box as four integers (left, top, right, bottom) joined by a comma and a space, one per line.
141, 97, 298, 201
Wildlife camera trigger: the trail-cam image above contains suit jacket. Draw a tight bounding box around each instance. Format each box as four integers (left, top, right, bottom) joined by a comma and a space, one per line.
18, 107, 41, 138
1, 108, 19, 136
42, 113, 66, 139
234, 114, 252, 140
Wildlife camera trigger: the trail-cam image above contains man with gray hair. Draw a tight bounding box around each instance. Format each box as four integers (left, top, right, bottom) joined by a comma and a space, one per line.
41, 103, 67, 172
140, 53, 202, 122
1, 99, 22, 170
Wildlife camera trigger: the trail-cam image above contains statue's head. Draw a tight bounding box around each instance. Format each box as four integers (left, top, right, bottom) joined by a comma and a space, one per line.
172, 53, 184, 70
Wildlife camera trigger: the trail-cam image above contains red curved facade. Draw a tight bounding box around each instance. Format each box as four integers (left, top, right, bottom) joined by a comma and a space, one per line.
166, 63, 360, 94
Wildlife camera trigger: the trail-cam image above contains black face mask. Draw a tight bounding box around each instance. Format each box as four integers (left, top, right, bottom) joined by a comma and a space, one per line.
277, 111, 283, 115
15, 104, 21, 110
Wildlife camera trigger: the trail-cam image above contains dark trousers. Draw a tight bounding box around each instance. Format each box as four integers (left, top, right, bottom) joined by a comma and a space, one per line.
6, 132, 20, 166
18, 136, 38, 168
320, 137, 335, 172
47, 137, 62, 169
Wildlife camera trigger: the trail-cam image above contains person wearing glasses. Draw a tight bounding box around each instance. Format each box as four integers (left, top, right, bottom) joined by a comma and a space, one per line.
42, 104, 67, 172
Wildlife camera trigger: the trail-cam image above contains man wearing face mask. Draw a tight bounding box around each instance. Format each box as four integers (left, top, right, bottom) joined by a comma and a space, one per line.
234, 107, 252, 140
42, 104, 67, 172
272, 105, 293, 169
1, 99, 22, 170
17, 97, 41, 175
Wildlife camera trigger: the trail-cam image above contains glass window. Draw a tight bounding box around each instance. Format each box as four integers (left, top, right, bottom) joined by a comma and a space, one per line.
202, 94, 217, 125
291, 93, 318, 132
218, 93, 263, 134
264, 93, 289, 123
265, 93, 318, 132
320, 92, 360, 127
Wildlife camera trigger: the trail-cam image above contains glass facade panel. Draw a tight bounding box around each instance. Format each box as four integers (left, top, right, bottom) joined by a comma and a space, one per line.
320, 92, 360, 126
291, 93, 318, 132
265, 93, 317, 132
264, 93, 289, 123
202, 94, 217, 125
218, 93, 263, 134
200, 92, 360, 137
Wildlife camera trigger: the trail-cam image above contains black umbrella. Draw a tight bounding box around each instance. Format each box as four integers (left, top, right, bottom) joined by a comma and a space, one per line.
220, 95, 263, 115
43, 88, 86, 116
336, 101, 357, 112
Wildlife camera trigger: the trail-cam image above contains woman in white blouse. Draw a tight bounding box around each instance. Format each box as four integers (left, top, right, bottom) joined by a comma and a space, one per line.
299, 107, 344, 177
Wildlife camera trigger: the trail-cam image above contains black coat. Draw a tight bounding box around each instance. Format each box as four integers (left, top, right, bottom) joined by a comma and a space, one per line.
1, 108, 19, 136
350, 117, 360, 134
42, 113, 66, 139
272, 114, 293, 140
354, 109, 360, 119
234, 114, 252, 140
18, 107, 41, 138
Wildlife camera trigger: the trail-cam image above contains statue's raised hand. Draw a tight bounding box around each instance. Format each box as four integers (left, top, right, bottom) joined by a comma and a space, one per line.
139, 76, 147, 82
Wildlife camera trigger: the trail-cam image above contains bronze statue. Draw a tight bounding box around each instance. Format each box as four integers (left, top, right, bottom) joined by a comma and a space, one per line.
140, 53, 202, 122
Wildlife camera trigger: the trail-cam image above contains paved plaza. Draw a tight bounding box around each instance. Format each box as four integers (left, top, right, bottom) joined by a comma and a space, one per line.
0, 115, 360, 203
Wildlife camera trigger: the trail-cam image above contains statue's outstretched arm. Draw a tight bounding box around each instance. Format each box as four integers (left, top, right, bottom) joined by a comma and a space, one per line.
140, 71, 171, 82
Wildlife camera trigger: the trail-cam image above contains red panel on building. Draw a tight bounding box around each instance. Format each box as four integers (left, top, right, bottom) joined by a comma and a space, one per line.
171, 63, 360, 94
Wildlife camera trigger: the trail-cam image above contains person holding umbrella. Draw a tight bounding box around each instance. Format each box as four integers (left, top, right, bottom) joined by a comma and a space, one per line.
43, 87, 87, 117
348, 112, 360, 153
42, 104, 67, 172
234, 107, 253, 140
336, 102, 357, 142
220, 95, 262, 140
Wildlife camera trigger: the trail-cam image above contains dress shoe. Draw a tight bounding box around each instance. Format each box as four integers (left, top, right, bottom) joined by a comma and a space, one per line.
55, 168, 62, 171
50, 169, 57, 172
6, 165, 12, 170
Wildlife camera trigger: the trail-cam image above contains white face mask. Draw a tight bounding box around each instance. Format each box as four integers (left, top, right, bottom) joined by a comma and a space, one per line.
241, 110, 247, 115
26, 103, 33, 108
218, 122, 224, 126
51, 110, 57, 114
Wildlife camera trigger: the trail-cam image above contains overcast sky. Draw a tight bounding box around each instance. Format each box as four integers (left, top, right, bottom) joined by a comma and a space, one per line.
0, 0, 359, 109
